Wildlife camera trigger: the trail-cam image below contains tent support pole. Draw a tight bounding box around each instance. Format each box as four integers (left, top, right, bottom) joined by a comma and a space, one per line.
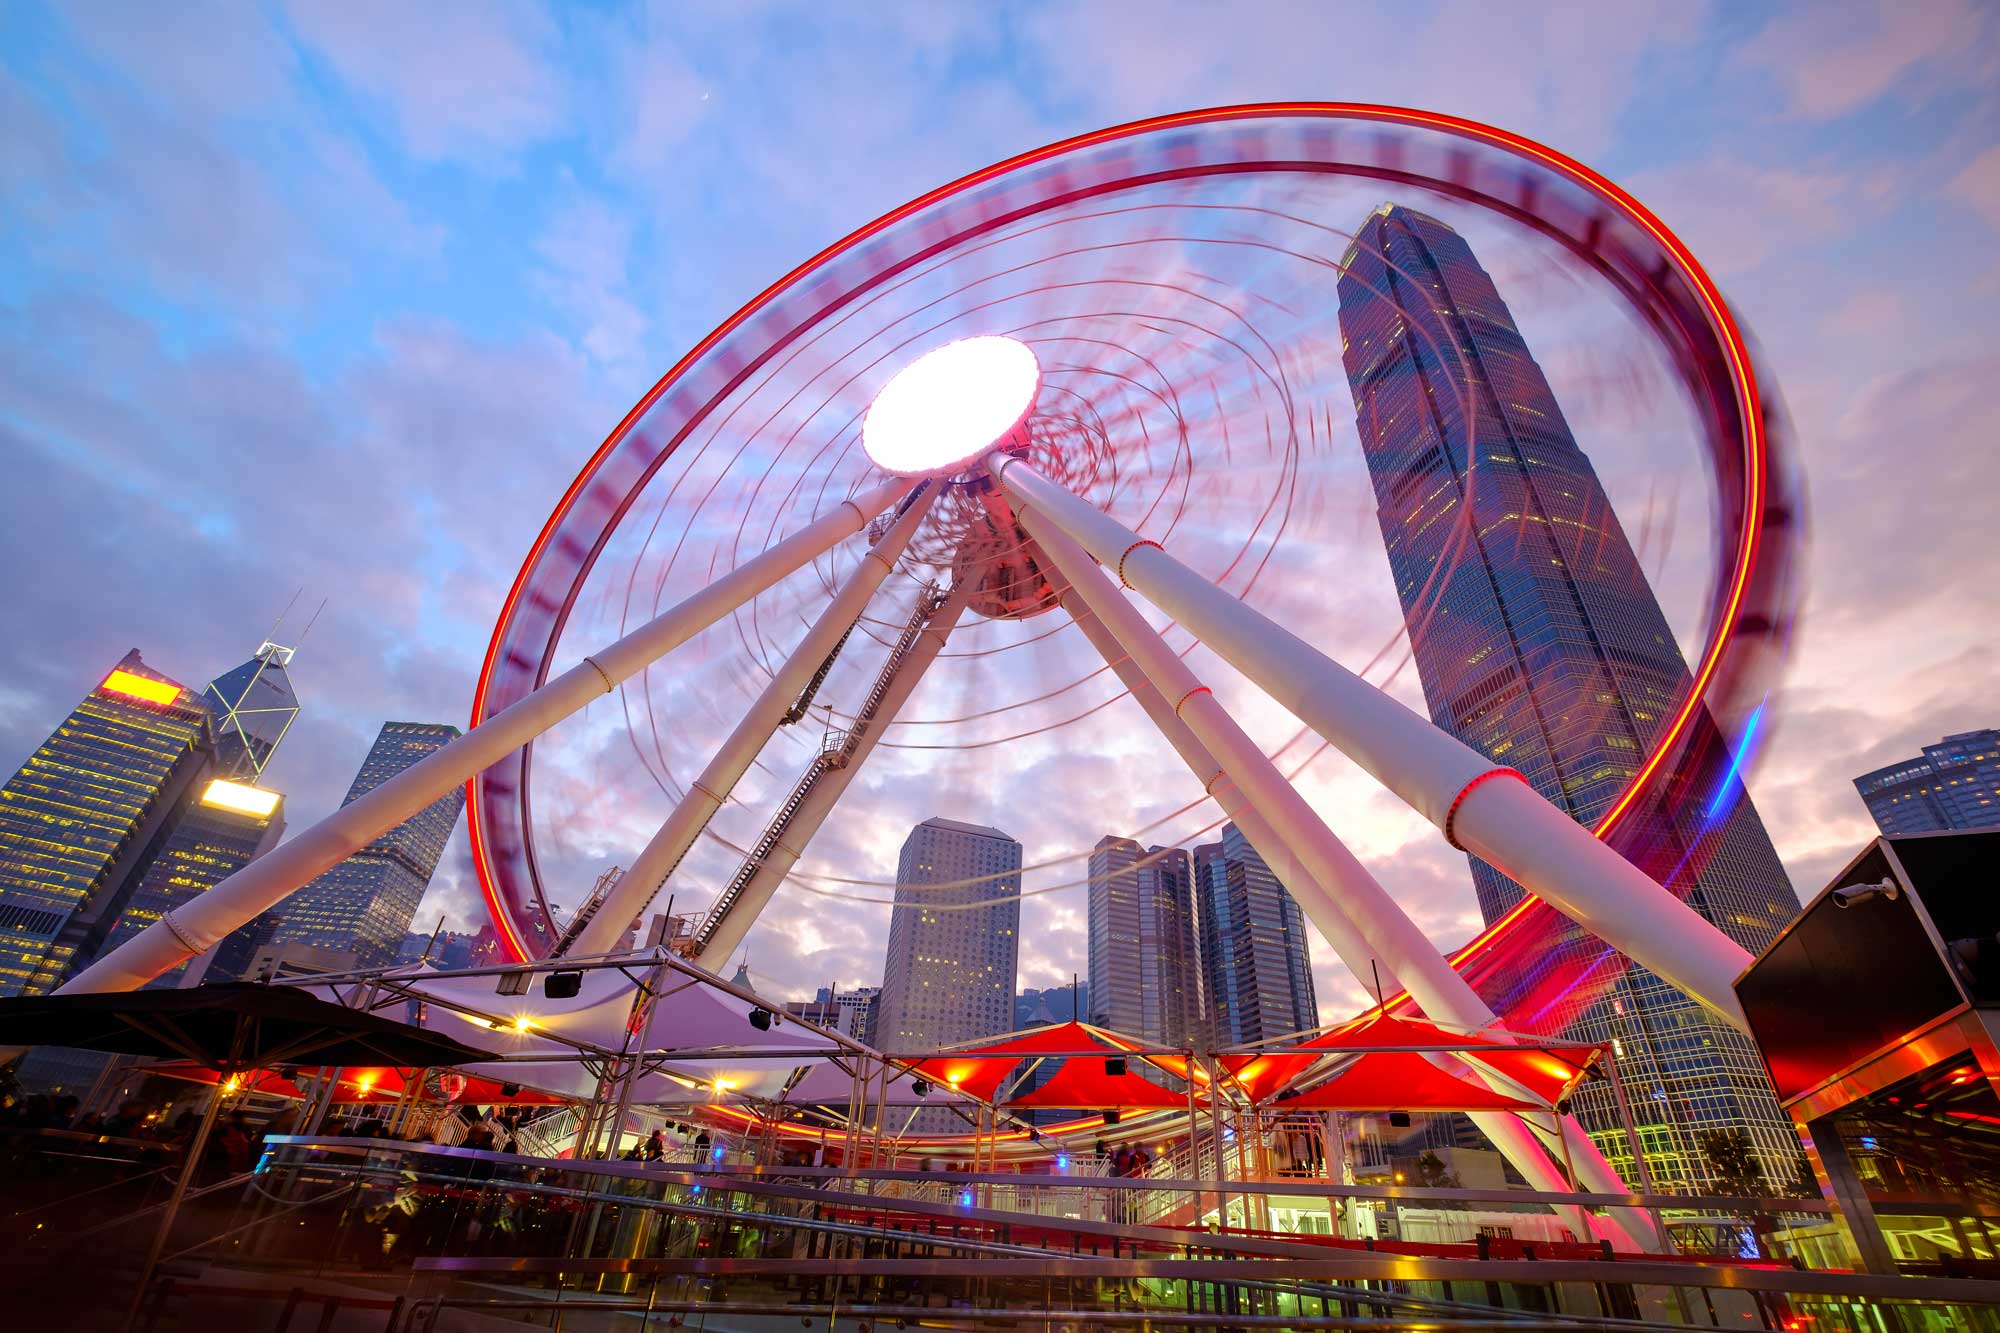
872, 1059, 890, 1169
124, 1013, 244, 1333
843, 1060, 862, 1172
1184, 1048, 1200, 1223
1204, 1054, 1231, 1233
601, 963, 664, 1161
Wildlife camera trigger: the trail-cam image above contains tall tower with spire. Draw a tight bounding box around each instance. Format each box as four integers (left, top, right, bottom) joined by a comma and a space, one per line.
90, 637, 303, 990
1334, 203, 1800, 1188
202, 640, 302, 781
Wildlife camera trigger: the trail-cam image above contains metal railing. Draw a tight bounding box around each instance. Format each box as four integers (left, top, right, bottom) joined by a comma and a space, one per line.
13, 1131, 1990, 1331
101, 1138, 2000, 1332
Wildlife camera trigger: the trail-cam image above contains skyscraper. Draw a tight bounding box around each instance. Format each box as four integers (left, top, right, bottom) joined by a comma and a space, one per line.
202, 640, 301, 781
1855, 730, 2000, 834
89, 640, 303, 989
1194, 825, 1317, 1046
263, 722, 464, 968
875, 817, 1021, 1053
1087, 836, 1201, 1045
1336, 203, 1801, 1188
101, 779, 287, 981
783, 984, 881, 1045
0, 652, 216, 997
15, 772, 291, 1094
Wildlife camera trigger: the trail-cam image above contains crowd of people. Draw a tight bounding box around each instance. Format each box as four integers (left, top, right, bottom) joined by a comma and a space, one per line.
3, 1090, 169, 1140
619, 1124, 712, 1163
0, 1088, 290, 1183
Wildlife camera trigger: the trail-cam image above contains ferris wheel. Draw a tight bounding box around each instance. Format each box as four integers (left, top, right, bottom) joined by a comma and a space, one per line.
68, 104, 1804, 1244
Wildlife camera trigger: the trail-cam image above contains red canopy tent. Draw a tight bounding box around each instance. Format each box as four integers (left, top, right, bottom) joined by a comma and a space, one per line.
1007, 1056, 1209, 1110
1278, 1050, 1542, 1112
900, 1020, 1112, 1102
1220, 1011, 1596, 1107
900, 1020, 1203, 1105
1217, 1050, 1321, 1103
146, 1063, 566, 1106
1089, 1026, 1213, 1091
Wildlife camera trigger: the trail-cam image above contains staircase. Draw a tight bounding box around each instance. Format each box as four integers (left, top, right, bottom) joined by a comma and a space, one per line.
694, 583, 948, 953
781, 622, 856, 725
548, 865, 622, 959
513, 1105, 584, 1158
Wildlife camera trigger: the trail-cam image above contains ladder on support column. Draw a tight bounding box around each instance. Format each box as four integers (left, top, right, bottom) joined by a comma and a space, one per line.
548, 865, 622, 959
693, 583, 947, 953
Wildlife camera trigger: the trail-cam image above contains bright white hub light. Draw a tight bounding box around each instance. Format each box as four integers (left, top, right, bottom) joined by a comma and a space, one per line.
862, 335, 1040, 476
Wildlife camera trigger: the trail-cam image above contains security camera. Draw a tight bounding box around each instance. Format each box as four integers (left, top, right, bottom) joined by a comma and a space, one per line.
1832, 879, 1900, 909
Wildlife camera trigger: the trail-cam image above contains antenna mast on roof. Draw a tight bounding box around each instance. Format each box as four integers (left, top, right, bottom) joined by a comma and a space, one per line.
293, 597, 328, 648
265, 587, 303, 642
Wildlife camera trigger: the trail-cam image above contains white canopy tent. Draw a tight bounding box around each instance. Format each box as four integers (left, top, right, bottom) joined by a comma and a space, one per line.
285, 949, 984, 1122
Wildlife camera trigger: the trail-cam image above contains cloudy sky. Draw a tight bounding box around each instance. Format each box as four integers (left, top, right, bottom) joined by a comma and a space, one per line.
3, 2, 1996, 1017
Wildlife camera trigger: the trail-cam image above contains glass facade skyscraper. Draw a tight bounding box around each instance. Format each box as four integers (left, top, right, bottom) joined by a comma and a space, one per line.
876, 817, 1022, 1052
1088, 836, 1202, 1047
0, 652, 215, 998
87, 641, 302, 990
1194, 824, 1317, 1046
202, 640, 301, 781
96, 780, 286, 982
262, 721, 464, 968
1855, 730, 2000, 834
876, 817, 1021, 1134
1336, 204, 1801, 1188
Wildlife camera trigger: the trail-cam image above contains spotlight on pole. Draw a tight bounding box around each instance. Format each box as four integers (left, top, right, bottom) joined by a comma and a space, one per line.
1102, 1110, 1120, 1125
1104, 1056, 1127, 1077
748, 1007, 775, 1031
543, 970, 582, 999
912, 1078, 931, 1099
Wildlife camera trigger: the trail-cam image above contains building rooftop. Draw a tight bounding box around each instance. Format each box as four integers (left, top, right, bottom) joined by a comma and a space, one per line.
915, 816, 1017, 843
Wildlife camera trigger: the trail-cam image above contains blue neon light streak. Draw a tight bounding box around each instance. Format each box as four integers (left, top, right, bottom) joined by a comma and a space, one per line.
1705, 700, 1766, 819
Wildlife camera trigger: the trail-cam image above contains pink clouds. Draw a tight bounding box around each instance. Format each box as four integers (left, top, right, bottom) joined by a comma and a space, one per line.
1949, 146, 2000, 231
1620, 157, 1892, 276
1735, 0, 1993, 120
1015, 1, 1702, 158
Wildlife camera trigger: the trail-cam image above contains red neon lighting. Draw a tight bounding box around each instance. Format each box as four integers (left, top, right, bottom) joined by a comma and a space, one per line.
468, 104, 1768, 969
1442, 767, 1526, 851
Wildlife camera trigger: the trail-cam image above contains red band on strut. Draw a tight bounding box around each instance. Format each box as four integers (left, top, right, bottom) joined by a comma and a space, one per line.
1443, 767, 1526, 851
1173, 685, 1212, 718
1117, 540, 1162, 589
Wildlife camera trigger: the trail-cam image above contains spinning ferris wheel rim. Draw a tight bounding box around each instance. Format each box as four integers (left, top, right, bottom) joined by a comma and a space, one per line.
468, 102, 1784, 965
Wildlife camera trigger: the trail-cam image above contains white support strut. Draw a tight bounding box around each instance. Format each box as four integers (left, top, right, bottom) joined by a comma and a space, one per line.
989, 451, 1754, 1031
60, 478, 914, 994
694, 580, 973, 971
1029, 522, 1652, 1249
568, 483, 941, 958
